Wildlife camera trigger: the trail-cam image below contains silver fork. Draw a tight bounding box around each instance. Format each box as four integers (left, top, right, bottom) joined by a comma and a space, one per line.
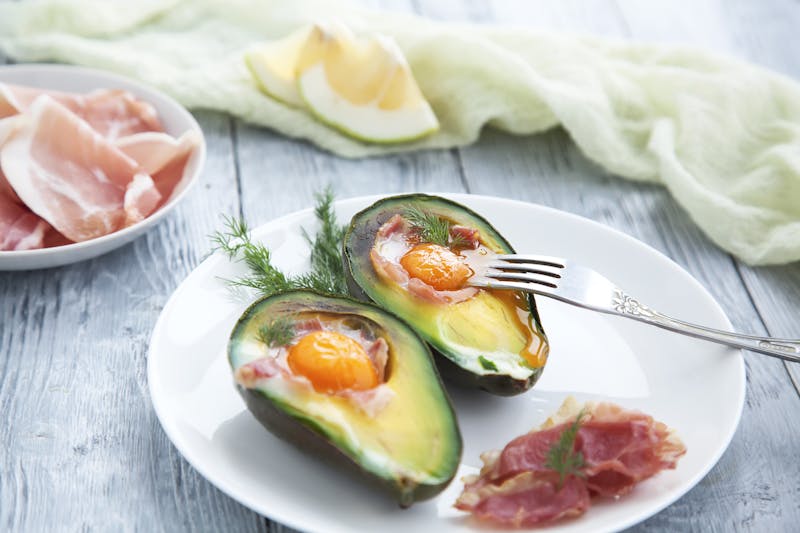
469, 254, 800, 363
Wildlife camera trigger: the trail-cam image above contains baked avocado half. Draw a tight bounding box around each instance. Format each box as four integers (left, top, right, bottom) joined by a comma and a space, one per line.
343, 194, 549, 396
228, 290, 462, 507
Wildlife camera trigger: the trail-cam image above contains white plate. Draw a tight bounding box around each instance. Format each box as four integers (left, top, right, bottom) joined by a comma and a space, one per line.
148, 194, 745, 533
0, 64, 206, 270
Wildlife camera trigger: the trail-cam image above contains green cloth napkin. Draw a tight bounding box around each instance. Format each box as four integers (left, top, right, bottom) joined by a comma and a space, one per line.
2, 0, 800, 265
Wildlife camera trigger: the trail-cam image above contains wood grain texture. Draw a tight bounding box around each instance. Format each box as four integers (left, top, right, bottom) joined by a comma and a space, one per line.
234, 123, 467, 225
2, 0, 800, 532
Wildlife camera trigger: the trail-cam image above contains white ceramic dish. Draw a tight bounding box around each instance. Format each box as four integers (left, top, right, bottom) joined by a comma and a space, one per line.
148, 194, 745, 533
0, 64, 206, 270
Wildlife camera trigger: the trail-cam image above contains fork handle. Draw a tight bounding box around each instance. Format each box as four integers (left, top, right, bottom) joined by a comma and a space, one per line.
609, 289, 800, 363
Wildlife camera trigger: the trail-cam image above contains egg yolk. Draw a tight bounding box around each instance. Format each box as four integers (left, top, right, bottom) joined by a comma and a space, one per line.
287, 330, 379, 393
400, 243, 473, 291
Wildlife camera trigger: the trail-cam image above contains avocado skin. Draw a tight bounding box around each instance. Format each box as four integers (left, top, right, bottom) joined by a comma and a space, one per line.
342, 194, 549, 396
236, 385, 451, 507
229, 290, 462, 507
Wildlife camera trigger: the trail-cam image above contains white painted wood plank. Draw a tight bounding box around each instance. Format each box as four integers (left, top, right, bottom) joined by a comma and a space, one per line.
233, 123, 467, 225
0, 112, 269, 532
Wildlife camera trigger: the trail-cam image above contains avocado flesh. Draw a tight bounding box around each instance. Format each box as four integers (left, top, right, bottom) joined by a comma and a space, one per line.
228, 290, 462, 506
343, 194, 549, 396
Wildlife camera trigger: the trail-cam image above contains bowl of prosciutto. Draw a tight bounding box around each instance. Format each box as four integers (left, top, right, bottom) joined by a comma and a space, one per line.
0, 64, 205, 270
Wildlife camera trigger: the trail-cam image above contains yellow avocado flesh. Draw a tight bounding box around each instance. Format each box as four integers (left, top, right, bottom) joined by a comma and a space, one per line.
370, 252, 548, 379
228, 295, 460, 494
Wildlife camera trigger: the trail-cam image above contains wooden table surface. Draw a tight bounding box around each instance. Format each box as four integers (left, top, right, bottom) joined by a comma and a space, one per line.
2, 1, 799, 531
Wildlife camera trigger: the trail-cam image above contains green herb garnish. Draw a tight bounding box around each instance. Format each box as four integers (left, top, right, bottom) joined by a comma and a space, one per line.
478, 356, 498, 371
544, 409, 587, 488
257, 316, 296, 347
211, 186, 348, 297
403, 206, 469, 249
302, 186, 348, 295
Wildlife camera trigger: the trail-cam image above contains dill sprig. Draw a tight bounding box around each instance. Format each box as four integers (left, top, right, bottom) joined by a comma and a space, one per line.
544, 409, 587, 488
211, 187, 348, 297
403, 206, 469, 248
302, 186, 348, 295
257, 316, 296, 347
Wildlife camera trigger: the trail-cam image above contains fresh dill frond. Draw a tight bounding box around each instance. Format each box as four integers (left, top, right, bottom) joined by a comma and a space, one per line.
210, 188, 348, 298
544, 409, 587, 488
303, 186, 348, 295
257, 316, 296, 347
210, 215, 250, 259
211, 217, 293, 294
403, 206, 452, 247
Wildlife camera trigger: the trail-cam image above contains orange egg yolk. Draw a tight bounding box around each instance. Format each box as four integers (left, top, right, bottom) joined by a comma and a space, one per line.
399, 243, 473, 291
287, 330, 379, 393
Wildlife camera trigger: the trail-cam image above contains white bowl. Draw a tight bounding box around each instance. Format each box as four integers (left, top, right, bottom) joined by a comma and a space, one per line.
0, 64, 206, 270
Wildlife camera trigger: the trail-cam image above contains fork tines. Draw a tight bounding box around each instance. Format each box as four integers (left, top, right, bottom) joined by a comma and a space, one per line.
478, 254, 567, 291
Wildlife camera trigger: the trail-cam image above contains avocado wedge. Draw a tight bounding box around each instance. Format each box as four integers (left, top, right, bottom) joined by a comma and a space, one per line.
228, 290, 462, 507
343, 194, 549, 396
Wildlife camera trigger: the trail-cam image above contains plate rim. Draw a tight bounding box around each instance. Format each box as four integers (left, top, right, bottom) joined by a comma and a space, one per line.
0, 63, 207, 266
148, 192, 746, 533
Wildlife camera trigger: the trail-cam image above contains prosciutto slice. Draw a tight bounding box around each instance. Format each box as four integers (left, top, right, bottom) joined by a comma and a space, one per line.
455, 397, 686, 527
116, 130, 201, 203
0, 95, 161, 242
0, 193, 49, 251
0, 83, 162, 138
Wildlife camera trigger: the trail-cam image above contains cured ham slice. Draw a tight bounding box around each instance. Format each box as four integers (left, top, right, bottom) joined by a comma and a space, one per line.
455, 397, 686, 527
0, 193, 49, 251
116, 130, 201, 203
0, 95, 162, 242
0, 117, 23, 203
73, 88, 163, 139
0, 83, 163, 139
456, 472, 590, 527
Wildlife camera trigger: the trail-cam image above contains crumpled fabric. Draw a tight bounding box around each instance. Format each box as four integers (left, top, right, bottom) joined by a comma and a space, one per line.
2, 0, 800, 264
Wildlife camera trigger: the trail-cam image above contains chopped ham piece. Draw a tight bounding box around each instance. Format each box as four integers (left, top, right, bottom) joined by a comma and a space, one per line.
293, 317, 324, 335
376, 214, 406, 238
366, 337, 389, 382
407, 277, 478, 304
371, 248, 411, 285
0, 83, 162, 139
455, 397, 686, 527
234, 357, 284, 388
0, 95, 162, 242
450, 225, 480, 249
